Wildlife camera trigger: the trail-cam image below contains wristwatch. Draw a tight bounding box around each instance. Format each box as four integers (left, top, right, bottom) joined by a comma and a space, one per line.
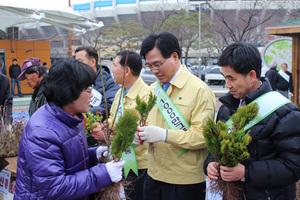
241, 177, 245, 182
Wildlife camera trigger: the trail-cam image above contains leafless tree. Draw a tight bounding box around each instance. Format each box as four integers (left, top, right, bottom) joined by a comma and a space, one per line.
280, 0, 300, 19
206, 0, 280, 52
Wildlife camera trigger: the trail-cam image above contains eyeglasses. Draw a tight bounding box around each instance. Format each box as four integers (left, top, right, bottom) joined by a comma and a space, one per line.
145, 58, 168, 70
84, 85, 93, 94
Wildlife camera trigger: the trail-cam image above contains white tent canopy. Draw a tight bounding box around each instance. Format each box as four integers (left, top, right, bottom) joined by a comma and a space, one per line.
0, 0, 103, 35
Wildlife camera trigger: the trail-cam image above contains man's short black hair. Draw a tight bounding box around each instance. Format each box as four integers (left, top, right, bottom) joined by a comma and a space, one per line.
116, 50, 142, 76
75, 46, 99, 65
140, 32, 181, 60
12, 58, 17, 62
43, 58, 95, 107
217, 42, 262, 78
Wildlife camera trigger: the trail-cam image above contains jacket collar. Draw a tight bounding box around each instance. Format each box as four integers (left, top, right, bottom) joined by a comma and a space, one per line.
124, 76, 145, 100
219, 77, 273, 112
47, 102, 83, 128
171, 65, 189, 90
96, 64, 111, 75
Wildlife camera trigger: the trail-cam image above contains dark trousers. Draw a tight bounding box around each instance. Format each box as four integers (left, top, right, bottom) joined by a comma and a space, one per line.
11, 78, 22, 96
143, 174, 206, 200
124, 169, 147, 200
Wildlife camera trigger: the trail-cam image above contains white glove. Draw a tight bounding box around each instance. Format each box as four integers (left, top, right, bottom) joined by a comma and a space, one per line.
133, 131, 145, 145
96, 146, 108, 159
105, 160, 125, 182
103, 150, 113, 160
137, 126, 167, 143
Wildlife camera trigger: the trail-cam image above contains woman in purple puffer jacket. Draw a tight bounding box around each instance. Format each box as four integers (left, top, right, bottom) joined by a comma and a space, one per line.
14, 59, 124, 200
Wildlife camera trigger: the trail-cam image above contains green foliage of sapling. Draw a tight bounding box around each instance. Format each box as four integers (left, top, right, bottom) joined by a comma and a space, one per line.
110, 109, 139, 159
135, 92, 156, 126
203, 103, 259, 167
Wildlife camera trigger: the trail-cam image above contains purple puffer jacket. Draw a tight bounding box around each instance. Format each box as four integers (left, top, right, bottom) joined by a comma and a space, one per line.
14, 102, 112, 200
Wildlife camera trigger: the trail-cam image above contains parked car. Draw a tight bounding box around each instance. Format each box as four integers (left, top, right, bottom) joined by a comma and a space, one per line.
189, 65, 205, 78
204, 66, 225, 86
201, 66, 211, 81
140, 68, 157, 85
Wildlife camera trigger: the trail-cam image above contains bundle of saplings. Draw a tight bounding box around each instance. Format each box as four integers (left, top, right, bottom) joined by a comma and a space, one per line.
203, 103, 259, 200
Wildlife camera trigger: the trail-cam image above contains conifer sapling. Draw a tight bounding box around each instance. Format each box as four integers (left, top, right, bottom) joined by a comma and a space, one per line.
110, 109, 139, 160
203, 102, 259, 199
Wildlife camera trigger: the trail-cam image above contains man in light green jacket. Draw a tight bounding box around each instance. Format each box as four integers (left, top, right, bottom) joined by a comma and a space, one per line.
133, 32, 216, 200
92, 50, 149, 200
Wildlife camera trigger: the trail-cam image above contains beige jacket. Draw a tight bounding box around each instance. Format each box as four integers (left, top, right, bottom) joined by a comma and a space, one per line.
147, 66, 216, 184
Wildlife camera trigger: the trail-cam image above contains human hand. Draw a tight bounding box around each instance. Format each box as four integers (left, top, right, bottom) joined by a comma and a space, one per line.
137, 126, 167, 143
91, 122, 107, 141
207, 162, 219, 183
96, 146, 108, 159
103, 149, 113, 160
133, 132, 142, 145
220, 163, 245, 182
105, 160, 125, 182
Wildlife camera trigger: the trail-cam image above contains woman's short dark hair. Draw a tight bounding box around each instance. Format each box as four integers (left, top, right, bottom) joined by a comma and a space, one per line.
217, 42, 262, 78
116, 50, 142, 76
25, 65, 47, 78
140, 32, 181, 60
43, 58, 95, 107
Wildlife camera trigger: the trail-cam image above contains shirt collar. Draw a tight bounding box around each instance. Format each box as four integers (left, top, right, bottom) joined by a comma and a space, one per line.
169, 65, 183, 84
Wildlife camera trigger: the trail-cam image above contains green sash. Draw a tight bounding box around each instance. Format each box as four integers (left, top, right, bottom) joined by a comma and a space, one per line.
155, 80, 190, 157
117, 88, 138, 178
226, 91, 290, 131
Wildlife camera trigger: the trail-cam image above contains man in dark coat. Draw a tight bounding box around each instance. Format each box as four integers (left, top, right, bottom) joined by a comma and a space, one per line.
75, 46, 119, 118
264, 62, 277, 90
274, 62, 293, 99
204, 42, 300, 200
9, 58, 23, 97
0, 58, 13, 122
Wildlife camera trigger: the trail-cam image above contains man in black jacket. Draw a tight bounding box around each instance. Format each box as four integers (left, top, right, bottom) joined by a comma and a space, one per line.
0, 58, 13, 122
274, 62, 293, 99
204, 42, 300, 200
9, 58, 23, 97
264, 62, 277, 90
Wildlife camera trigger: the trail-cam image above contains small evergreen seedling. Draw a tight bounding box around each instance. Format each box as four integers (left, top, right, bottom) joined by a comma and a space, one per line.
110, 109, 139, 159
203, 102, 259, 200
135, 92, 156, 126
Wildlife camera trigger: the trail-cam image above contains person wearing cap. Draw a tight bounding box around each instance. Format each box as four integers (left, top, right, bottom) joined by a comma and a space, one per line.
0, 58, 13, 122
18, 57, 48, 116
9, 58, 23, 97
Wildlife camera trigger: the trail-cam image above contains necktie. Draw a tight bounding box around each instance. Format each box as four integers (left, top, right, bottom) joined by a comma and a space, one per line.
163, 82, 171, 92
239, 99, 245, 107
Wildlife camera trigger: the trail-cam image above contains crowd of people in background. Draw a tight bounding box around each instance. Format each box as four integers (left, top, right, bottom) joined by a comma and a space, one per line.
1, 31, 300, 200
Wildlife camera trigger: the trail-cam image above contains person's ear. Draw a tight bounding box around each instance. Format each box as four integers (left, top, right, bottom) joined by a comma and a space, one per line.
171, 52, 180, 64
91, 57, 97, 66
125, 66, 131, 76
248, 70, 257, 83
